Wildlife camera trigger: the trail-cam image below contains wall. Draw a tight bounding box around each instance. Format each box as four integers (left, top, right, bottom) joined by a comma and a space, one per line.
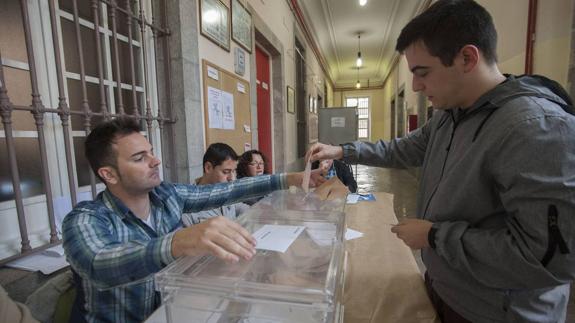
332, 88, 386, 142
196, 0, 327, 172
362, 0, 574, 149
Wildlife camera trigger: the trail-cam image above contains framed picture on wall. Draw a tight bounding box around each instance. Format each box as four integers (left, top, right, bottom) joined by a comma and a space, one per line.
200, 0, 230, 51
231, 0, 252, 53
287, 86, 295, 114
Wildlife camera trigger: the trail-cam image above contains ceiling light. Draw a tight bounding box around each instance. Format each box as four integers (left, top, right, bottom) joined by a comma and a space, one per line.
356, 34, 362, 67
359, 0, 367, 6
356, 80, 361, 89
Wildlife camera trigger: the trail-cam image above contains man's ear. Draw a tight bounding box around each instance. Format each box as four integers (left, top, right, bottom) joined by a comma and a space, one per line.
459, 45, 479, 73
98, 166, 119, 185
203, 161, 214, 174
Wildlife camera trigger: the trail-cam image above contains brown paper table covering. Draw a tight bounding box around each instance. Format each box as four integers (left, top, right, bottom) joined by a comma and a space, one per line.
343, 192, 438, 323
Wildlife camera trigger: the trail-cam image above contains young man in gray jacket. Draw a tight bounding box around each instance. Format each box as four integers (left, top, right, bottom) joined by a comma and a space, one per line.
307, 0, 575, 322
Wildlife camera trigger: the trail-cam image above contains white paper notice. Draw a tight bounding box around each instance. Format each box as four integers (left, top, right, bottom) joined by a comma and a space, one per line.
331, 117, 345, 128
237, 82, 246, 93
345, 228, 364, 241
222, 91, 235, 130
244, 143, 251, 152
207, 66, 219, 80
253, 225, 305, 253
207, 87, 223, 129
346, 193, 360, 204
243, 124, 251, 132
6, 245, 69, 275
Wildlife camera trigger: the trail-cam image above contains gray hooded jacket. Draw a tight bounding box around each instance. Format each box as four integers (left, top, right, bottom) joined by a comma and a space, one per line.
341, 75, 575, 323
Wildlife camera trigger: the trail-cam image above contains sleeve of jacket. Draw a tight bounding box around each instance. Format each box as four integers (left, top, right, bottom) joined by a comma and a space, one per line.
62, 205, 176, 288
432, 113, 575, 289
341, 117, 432, 168
334, 160, 358, 193
174, 174, 286, 213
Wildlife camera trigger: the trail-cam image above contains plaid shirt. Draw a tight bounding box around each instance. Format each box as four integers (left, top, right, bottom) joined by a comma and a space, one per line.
62, 174, 285, 323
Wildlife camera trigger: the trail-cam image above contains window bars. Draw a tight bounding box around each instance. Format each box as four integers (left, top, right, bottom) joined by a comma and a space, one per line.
0, 0, 175, 264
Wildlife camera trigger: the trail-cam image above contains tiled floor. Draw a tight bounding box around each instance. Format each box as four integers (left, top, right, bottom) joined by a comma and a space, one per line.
354, 164, 575, 322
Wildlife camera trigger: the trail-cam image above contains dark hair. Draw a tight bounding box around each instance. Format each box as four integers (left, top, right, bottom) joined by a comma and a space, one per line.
396, 0, 498, 66
237, 150, 268, 178
203, 143, 238, 172
85, 117, 142, 181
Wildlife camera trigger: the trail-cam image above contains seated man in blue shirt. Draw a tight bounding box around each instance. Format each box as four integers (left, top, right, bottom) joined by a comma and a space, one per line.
182, 143, 250, 225
62, 117, 323, 323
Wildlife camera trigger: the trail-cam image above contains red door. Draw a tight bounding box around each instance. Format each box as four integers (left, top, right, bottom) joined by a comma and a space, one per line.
255, 47, 273, 171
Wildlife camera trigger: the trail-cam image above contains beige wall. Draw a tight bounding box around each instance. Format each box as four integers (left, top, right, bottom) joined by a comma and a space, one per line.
365, 0, 573, 144
196, 0, 329, 169
332, 88, 386, 142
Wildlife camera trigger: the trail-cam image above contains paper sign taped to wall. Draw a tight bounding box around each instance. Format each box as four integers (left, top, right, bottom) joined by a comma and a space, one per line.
207, 66, 219, 80
331, 117, 345, 127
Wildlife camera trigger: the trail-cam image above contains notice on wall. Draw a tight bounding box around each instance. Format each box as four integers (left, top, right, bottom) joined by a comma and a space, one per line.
207, 86, 223, 129
237, 82, 246, 93
207, 65, 219, 80
222, 91, 235, 130
331, 117, 345, 128
208, 87, 235, 130
244, 142, 251, 152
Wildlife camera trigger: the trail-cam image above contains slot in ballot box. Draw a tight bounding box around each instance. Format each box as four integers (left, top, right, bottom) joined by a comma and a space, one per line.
155, 204, 347, 323
252, 188, 346, 213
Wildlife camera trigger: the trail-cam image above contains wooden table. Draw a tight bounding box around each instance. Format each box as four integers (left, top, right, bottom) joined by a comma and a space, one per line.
343, 192, 438, 323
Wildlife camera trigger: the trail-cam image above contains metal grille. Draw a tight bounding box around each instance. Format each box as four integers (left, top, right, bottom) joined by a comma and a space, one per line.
0, 0, 175, 264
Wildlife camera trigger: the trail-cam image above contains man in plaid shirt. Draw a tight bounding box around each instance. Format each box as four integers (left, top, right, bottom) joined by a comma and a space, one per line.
62, 117, 320, 322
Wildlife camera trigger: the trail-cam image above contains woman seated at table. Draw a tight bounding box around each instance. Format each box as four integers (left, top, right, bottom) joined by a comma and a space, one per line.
237, 150, 269, 205
312, 159, 357, 193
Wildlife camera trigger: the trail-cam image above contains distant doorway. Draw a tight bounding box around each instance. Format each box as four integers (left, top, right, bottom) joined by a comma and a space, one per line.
255, 47, 273, 170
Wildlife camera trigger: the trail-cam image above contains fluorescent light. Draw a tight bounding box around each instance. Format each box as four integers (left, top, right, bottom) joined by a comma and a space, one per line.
359, 0, 367, 6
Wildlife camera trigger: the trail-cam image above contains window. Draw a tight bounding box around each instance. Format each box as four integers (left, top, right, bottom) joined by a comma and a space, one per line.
346, 96, 370, 139
0, 0, 171, 262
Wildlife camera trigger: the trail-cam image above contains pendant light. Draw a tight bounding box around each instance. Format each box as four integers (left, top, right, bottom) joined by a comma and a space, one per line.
356, 34, 362, 68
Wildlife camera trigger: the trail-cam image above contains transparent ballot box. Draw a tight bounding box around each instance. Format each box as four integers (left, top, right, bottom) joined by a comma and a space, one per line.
155, 208, 346, 323
253, 189, 346, 213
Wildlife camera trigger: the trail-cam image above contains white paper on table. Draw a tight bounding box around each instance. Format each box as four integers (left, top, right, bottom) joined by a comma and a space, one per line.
302, 159, 311, 193
345, 228, 364, 241
221, 90, 235, 130
346, 193, 360, 204
42, 245, 65, 257
253, 225, 305, 253
207, 87, 223, 129
6, 248, 69, 275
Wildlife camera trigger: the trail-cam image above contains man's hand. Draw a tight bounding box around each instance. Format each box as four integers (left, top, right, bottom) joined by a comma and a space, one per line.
171, 216, 256, 263
390, 218, 433, 249
313, 177, 349, 200
286, 168, 326, 188
305, 143, 343, 163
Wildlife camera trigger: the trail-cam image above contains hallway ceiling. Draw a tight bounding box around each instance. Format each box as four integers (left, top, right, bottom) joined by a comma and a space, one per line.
297, 0, 428, 89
